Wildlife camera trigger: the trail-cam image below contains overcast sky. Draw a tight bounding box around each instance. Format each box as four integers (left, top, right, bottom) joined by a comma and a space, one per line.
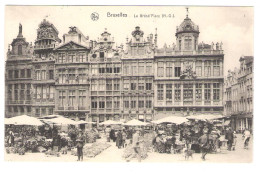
4, 6, 254, 75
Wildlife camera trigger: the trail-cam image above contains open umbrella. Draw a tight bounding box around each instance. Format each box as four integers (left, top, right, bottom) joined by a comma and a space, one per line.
39, 114, 62, 119
7, 115, 43, 126
124, 119, 148, 126
75, 120, 95, 125
152, 116, 188, 125
4, 118, 13, 125
42, 116, 77, 125
186, 114, 224, 121
99, 120, 122, 125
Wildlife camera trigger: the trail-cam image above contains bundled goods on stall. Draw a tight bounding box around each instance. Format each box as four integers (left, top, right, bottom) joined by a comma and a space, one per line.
71, 142, 111, 157
122, 144, 148, 160
42, 139, 53, 150
24, 138, 38, 152
85, 130, 96, 143
142, 133, 154, 152
45, 149, 60, 157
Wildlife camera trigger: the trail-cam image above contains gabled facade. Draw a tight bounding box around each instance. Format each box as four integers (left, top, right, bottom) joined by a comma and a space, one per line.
31, 19, 61, 117
89, 29, 123, 122
54, 26, 91, 121
6, 10, 228, 123
121, 26, 156, 121
5, 24, 33, 117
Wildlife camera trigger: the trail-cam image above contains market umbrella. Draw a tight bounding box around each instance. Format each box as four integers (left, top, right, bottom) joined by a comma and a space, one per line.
7, 115, 44, 126
186, 114, 224, 121
99, 120, 122, 125
39, 114, 63, 119
124, 119, 149, 126
4, 118, 13, 125
151, 116, 188, 125
75, 120, 95, 125
42, 116, 77, 125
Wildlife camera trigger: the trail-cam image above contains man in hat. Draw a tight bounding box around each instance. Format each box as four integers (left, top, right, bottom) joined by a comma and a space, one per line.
198, 131, 209, 161
76, 130, 85, 161
225, 127, 233, 151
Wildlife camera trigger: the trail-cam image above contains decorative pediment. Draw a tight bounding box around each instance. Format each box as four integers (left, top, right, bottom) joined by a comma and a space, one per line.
54, 41, 89, 51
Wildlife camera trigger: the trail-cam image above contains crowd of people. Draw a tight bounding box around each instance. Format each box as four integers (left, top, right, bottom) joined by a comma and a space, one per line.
5, 119, 252, 162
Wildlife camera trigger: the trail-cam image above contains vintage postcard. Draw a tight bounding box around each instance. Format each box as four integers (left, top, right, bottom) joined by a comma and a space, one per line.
4, 6, 253, 163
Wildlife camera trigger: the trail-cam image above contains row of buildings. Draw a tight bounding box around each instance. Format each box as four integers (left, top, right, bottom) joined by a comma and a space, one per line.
224, 56, 253, 132
5, 11, 226, 124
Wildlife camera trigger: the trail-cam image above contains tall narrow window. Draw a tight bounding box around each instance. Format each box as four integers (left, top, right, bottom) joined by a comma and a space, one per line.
204, 61, 211, 77
138, 62, 144, 75
213, 83, 220, 101
166, 84, 172, 100
158, 62, 164, 77
179, 40, 182, 51
196, 83, 202, 101
79, 90, 86, 107
204, 83, 211, 101
114, 79, 120, 90
174, 84, 181, 102
166, 62, 173, 77
41, 70, 46, 80
8, 70, 13, 79
49, 70, 54, 80
184, 36, 192, 50
195, 61, 202, 77
213, 60, 220, 76
68, 90, 76, 107
183, 83, 193, 102
146, 62, 152, 75
123, 79, 130, 90
106, 79, 112, 91
106, 97, 112, 109
59, 90, 66, 107
18, 45, 22, 55
157, 84, 164, 100
174, 62, 181, 77
124, 97, 129, 109
138, 97, 144, 108
27, 69, 31, 78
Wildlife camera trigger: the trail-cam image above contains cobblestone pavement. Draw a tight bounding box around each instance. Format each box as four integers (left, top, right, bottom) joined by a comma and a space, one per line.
5, 134, 252, 163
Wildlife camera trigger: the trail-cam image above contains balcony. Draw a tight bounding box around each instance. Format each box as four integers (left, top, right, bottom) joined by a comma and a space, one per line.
34, 44, 56, 50
155, 50, 224, 57
6, 100, 32, 105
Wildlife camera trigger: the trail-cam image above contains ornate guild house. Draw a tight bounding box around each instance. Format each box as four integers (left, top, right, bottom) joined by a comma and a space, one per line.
5, 11, 225, 123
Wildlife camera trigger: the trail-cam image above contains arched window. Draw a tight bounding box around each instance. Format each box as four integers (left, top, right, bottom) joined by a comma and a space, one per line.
18, 45, 22, 55
184, 36, 192, 50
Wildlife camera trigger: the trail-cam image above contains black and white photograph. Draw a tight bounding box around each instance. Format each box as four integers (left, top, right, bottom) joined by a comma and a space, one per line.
3, 5, 254, 163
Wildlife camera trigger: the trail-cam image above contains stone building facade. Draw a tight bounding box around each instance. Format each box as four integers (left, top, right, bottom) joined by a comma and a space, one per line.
154, 14, 224, 119
224, 56, 253, 132
5, 12, 226, 122
5, 24, 33, 118
31, 19, 61, 117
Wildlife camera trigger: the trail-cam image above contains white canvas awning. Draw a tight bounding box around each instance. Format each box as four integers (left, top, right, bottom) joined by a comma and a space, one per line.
186, 114, 224, 121
151, 116, 188, 125
6, 115, 44, 126
124, 119, 149, 126
99, 120, 122, 125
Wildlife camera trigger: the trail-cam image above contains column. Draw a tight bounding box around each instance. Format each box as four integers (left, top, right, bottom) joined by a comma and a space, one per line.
163, 61, 166, 78
202, 82, 205, 106
202, 60, 205, 77
211, 82, 214, 106
211, 60, 214, 77
193, 82, 196, 106
181, 83, 183, 106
